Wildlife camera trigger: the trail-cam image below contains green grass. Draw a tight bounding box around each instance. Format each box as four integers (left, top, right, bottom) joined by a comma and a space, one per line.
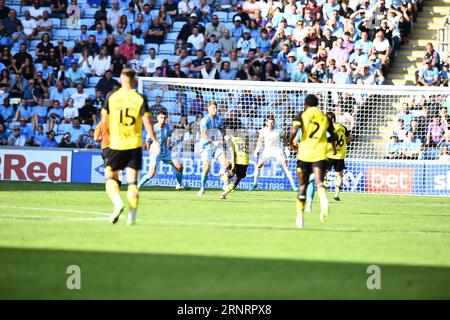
0, 181, 449, 299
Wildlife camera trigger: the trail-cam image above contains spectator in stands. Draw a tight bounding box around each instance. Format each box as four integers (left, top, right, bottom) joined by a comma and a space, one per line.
218, 29, 237, 57
50, 81, 69, 107
67, 117, 85, 144
107, 1, 123, 27
177, 12, 203, 42
31, 97, 48, 130
71, 83, 89, 110
235, 60, 256, 81
29, 124, 46, 147
199, 57, 220, 79
63, 97, 78, 122
40, 129, 58, 148
205, 34, 220, 57
35, 33, 53, 63
187, 26, 205, 54
92, 89, 103, 111
49, 46, 63, 70
36, 59, 54, 87
176, 88, 188, 115
83, 35, 101, 57
349, 44, 368, 71
386, 135, 400, 159
237, 30, 256, 58
210, 48, 223, 69
205, 14, 225, 41
397, 102, 414, 132
142, 48, 161, 77
14, 98, 32, 123
146, 15, 166, 44
400, 131, 422, 159
370, 30, 391, 74
190, 49, 206, 78
66, 61, 85, 87
109, 46, 127, 77
219, 61, 236, 80
59, 132, 76, 148
91, 46, 111, 77
197, 0, 212, 23
0, 96, 12, 122
0, 122, 8, 145
423, 42, 440, 70
178, 0, 195, 21
78, 98, 97, 125
21, 10, 37, 39
23, 79, 46, 105
96, 70, 119, 97
355, 64, 384, 85
290, 61, 308, 83
416, 59, 439, 87
231, 15, 245, 40
3, 9, 21, 36
415, 105, 429, 144
78, 48, 94, 77
189, 93, 204, 115
50, 0, 68, 20
170, 63, 188, 78
46, 100, 64, 131
9, 73, 26, 99
36, 10, 53, 38
12, 43, 33, 74
439, 62, 449, 87
0, 0, 10, 21
427, 116, 446, 147
8, 125, 26, 146
437, 146, 450, 162
66, 0, 80, 29
73, 25, 89, 53
17, 117, 33, 144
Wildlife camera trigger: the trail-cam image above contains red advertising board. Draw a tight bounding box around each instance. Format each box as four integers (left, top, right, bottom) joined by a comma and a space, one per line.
366, 167, 413, 194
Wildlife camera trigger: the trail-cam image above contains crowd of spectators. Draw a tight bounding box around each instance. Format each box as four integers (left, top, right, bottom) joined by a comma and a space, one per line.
386, 96, 450, 161
416, 42, 450, 87
0, 0, 435, 155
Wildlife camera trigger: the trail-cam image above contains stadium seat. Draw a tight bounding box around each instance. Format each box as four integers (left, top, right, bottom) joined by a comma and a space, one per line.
88, 77, 101, 87
85, 88, 96, 98
213, 11, 228, 22
80, 19, 95, 28
83, 8, 98, 18
68, 29, 81, 40
55, 134, 63, 144
20, 6, 33, 15
187, 116, 196, 124
58, 124, 71, 134
171, 115, 181, 124
165, 33, 178, 44
172, 21, 185, 32
159, 43, 175, 55
224, 22, 234, 30
53, 29, 69, 40
66, 88, 77, 96
143, 43, 159, 54
227, 12, 236, 22
164, 102, 178, 114
64, 41, 75, 49
140, 54, 150, 61
151, 9, 159, 17
8, 122, 19, 130
155, 0, 164, 6
201, 90, 215, 102
30, 40, 41, 50
50, 18, 61, 29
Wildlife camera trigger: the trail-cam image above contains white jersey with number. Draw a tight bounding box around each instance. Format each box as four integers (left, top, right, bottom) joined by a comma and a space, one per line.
260, 127, 286, 162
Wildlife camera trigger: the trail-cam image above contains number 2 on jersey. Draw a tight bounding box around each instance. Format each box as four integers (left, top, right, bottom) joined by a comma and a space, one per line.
309, 121, 320, 139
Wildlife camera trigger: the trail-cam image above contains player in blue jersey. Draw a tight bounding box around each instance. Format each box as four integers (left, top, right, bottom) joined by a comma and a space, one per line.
137, 110, 188, 190
197, 101, 231, 196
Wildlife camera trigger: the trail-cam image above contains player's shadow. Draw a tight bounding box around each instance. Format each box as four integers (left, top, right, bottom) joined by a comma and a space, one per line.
1, 247, 449, 299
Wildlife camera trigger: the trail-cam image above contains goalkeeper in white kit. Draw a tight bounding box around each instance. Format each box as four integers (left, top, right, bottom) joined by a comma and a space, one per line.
249, 114, 298, 191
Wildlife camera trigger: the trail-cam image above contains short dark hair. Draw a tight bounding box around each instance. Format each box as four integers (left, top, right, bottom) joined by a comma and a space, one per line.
158, 110, 167, 116
304, 94, 319, 107
327, 111, 336, 122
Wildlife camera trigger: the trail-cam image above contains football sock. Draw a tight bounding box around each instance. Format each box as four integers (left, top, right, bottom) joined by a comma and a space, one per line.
176, 171, 183, 185
127, 184, 139, 217
296, 199, 305, 215
200, 173, 208, 190
106, 178, 123, 208
335, 185, 341, 197
253, 167, 261, 185
317, 187, 329, 211
137, 175, 150, 188
283, 166, 296, 189
306, 175, 315, 206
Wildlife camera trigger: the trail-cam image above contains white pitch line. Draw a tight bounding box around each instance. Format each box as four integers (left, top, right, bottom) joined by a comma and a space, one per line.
0, 205, 110, 216
0, 215, 109, 221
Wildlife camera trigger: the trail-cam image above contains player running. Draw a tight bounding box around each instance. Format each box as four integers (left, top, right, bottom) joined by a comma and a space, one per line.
197, 101, 231, 196
250, 114, 297, 191
326, 111, 352, 201
220, 129, 249, 200
101, 68, 159, 226
289, 94, 336, 229
137, 110, 188, 190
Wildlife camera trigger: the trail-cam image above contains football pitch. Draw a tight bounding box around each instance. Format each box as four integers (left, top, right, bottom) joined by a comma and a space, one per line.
0, 181, 449, 299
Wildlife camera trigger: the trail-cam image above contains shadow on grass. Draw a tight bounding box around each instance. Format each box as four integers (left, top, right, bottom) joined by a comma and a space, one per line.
0, 247, 449, 299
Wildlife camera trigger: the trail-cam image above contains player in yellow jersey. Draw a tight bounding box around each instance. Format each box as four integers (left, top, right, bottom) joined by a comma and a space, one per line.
100, 68, 159, 226
220, 129, 249, 200
289, 94, 336, 229
326, 111, 352, 201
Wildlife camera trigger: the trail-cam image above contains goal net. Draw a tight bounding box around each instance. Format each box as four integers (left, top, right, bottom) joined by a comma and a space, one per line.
138, 77, 450, 196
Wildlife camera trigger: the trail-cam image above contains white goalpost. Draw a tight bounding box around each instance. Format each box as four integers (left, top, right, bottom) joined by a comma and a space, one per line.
138, 77, 450, 196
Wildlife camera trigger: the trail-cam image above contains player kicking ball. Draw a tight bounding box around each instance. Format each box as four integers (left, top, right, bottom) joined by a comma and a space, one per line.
249, 114, 297, 191
220, 129, 249, 200
197, 101, 231, 196
289, 94, 336, 229
326, 111, 352, 201
137, 110, 188, 190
